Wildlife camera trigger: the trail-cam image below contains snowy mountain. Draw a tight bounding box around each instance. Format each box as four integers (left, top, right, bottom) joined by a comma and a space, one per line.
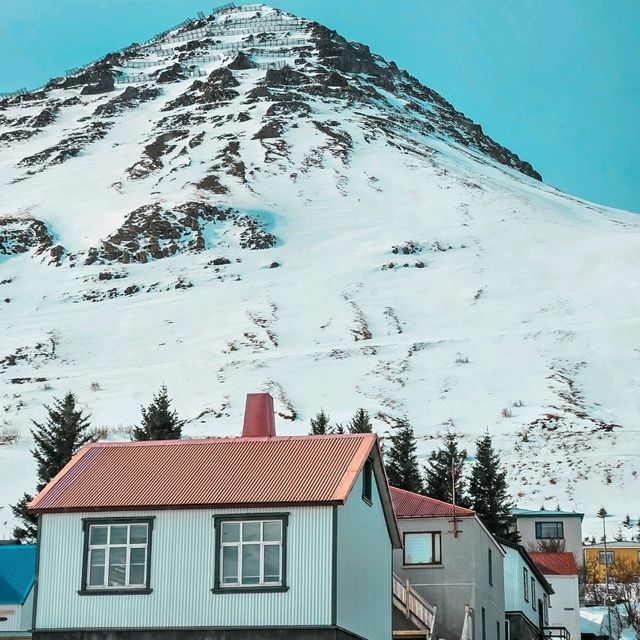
1, 3, 638, 537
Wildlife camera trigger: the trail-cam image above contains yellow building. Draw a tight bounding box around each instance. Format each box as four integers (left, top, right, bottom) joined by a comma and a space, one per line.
583, 541, 640, 581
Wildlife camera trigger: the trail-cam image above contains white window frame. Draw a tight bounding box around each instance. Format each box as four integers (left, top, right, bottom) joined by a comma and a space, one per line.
599, 551, 614, 564
85, 522, 150, 591
523, 567, 529, 601
219, 519, 284, 588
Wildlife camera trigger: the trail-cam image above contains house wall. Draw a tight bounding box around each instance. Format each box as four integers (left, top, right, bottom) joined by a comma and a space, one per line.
393, 516, 505, 640
545, 575, 580, 640
503, 547, 546, 629
584, 546, 640, 581
336, 464, 392, 640
35, 506, 333, 631
0, 587, 33, 634
515, 517, 583, 565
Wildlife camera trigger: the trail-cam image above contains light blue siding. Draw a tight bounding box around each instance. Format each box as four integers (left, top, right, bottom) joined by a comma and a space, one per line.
0, 587, 33, 634
336, 466, 392, 640
503, 546, 546, 626
36, 506, 332, 629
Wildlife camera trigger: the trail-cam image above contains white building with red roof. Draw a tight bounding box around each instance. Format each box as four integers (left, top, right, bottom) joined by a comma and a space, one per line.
530, 552, 580, 640
28, 393, 401, 640
390, 487, 506, 640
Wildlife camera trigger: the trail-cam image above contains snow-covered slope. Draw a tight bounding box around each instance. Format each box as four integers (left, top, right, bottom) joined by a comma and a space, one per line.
1, 4, 638, 537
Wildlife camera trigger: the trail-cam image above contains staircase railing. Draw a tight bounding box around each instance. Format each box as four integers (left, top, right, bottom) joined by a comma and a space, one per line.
393, 573, 437, 636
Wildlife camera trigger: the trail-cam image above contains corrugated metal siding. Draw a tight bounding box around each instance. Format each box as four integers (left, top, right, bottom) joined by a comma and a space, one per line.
336, 469, 392, 640
504, 546, 543, 626
31, 435, 374, 511
36, 506, 332, 629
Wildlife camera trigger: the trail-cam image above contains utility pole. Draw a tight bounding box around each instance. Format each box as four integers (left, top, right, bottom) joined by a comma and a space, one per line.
451, 462, 460, 537
598, 508, 613, 640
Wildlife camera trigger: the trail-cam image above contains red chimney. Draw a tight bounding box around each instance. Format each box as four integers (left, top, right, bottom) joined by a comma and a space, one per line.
242, 393, 276, 437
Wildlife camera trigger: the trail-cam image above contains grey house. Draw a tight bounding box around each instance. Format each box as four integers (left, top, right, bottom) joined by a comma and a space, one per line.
391, 487, 505, 640
512, 509, 584, 566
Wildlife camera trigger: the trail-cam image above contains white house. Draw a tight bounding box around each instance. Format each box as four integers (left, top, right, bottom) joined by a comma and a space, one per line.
29, 393, 401, 640
0, 543, 36, 638
530, 553, 580, 640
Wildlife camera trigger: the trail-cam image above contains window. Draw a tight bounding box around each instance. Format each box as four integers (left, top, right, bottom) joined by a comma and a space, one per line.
81, 518, 153, 594
362, 459, 372, 505
403, 532, 442, 566
535, 521, 564, 540
488, 548, 493, 585
531, 578, 536, 609
482, 607, 486, 640
497, 622, 501, 640
599, 551, 614, 564
637, 551, 640, 565
505, 620, 510, 640
523, 567, 529, 601
213, 515, 288, 592
544, 594, 550, 623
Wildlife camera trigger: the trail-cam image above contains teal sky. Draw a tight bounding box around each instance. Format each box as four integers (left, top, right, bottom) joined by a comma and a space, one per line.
1, 0, 638, 213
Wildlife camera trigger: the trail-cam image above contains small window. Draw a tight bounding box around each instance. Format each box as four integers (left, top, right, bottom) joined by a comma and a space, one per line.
81, 518, 153, 594
599, 551, 614, 564
214, 516, 288, 591
403, 532, 442, 566
497, 621, 501, 640
535, 521, 564, 539
531, 578, 537, 610
505, 620, 510, 640
362, 459, 372, 504
637, 551, 640, 565
523, 567, 529, 601
544, 594, 550, 622
488, 548, 493, 585
482, 607, 486, 640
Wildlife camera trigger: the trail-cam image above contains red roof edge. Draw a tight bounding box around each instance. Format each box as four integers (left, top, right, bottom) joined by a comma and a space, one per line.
529, 552, 578, 576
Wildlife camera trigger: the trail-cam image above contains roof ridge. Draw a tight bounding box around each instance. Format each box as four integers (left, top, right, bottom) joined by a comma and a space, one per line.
390, 486, 475, 513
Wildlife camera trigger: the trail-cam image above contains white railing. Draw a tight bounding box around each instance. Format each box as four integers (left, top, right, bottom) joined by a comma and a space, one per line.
392, 573, 437, 636
461, 605, 474, 640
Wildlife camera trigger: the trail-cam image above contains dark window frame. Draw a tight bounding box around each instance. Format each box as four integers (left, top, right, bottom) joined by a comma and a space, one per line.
535, 521, 564, 540
488, 547, 493, 586
532, 578, 537, 610
497, 621, 501, 640
482, 607, 486, 640
79, 516, 155, 596
212, 513, 289, 594
402, 531, 443, 566
523, 567, 529, 601
362, 458, 373, 505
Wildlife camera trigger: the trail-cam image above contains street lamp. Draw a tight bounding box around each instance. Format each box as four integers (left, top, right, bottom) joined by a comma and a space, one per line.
597, 508, 613, 640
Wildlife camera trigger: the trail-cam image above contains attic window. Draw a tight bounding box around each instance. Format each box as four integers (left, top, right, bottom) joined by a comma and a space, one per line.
80, 517, 154, 595
362, 458, 372, 505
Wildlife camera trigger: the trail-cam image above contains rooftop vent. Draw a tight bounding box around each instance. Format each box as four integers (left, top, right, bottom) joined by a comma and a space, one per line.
242, 392, 276, 437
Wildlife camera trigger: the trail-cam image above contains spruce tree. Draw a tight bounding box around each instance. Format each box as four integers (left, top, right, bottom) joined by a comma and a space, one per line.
310, 410, 331, 435
385, 418, 423, 493
333, 423, 345, 434
423, 431, 471, 507
622, 513, 632, 529
132, 384, 183, 441
12, 392, 92, 543
468, 432, 517, 541
348, 408, 372, 433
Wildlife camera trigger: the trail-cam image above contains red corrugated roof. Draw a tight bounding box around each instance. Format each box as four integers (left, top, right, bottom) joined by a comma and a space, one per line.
30, 434, 377, 513
529, 552, 578, 576
390, 486, 475, 518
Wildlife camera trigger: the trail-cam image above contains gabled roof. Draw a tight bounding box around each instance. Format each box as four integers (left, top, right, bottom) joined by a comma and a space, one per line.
530, 552, 578, 576
30, 434, 379, 512
513, 507, 584, 521
390, 486, 475, 518
0, 544, 36, 605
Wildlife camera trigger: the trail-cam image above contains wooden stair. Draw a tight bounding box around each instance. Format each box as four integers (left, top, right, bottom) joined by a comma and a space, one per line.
392, 573, 437, 640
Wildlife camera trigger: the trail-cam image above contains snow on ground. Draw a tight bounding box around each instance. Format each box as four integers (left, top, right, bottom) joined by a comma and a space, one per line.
0, 4, 638, 538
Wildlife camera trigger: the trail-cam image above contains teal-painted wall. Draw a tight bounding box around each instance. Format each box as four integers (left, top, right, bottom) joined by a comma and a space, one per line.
503, 546, 546, 628
336, 466, 392, 640
36, 506, 332, 629
0, 586, 33, 632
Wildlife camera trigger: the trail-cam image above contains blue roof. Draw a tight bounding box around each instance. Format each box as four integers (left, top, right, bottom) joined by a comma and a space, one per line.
0, 544, 37, 605
513, 507, 584, 520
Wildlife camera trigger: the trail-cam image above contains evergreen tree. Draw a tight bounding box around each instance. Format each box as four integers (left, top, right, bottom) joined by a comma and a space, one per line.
622, 513, 632, 529
468, 432, 517, 540
614, 527, 624, 542
12, 392, 92, 543
423, 431, 471, 507
333, 423, 345, 434
348, 408, 372, 433
132, 384, 183, 441
310, 410, 331, 435
385, 418, 423, 493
